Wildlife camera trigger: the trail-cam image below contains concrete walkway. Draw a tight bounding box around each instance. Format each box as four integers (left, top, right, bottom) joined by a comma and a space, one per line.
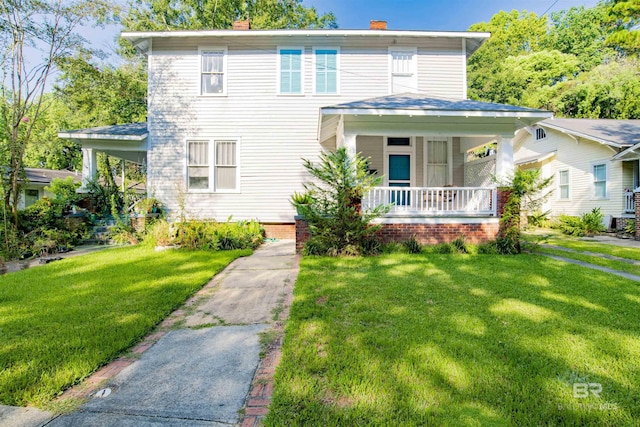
2, 240, 297, 427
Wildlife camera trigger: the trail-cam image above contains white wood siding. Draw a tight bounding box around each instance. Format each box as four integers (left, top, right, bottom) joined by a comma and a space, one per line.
147, 36, 468, 222
514, 128, 630, 218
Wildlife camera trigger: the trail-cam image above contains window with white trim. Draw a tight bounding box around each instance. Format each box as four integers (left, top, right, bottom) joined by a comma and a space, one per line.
187, 139, 239, 192
314, 48, 338, 94
558, 169, 570, 199
593, 163, 607, 198
279, 48, 303, 94
425, 138, 450, 187
188, 140, 210, 190
389, 48, 417, 94
200, 48, 226, 95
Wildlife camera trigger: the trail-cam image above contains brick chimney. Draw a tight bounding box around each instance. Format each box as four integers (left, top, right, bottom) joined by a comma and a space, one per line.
232, 19, 251, 30
370, 20, 387, 30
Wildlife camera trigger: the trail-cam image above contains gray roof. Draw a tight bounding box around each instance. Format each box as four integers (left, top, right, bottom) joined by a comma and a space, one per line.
60, 122, 148, 139
24, 168, 81, 185
323, 93, 550, 114
540, 118, 640, 147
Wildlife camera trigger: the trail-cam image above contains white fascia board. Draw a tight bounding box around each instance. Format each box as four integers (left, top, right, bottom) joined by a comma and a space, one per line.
57, 131, 148, 142
321, 108, 553, 119
121, 29, 490, 40
612, 142, 640, 161
539, 122, 630, 149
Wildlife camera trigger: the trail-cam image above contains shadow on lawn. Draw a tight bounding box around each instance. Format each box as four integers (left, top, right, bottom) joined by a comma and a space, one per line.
0, 247, 248, 406
268, 254, 640, 426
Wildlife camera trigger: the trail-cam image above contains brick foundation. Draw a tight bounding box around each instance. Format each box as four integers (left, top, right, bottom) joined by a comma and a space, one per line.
375, 221, 499, 245
261, 223, 295, 240
295, 217, 310, 253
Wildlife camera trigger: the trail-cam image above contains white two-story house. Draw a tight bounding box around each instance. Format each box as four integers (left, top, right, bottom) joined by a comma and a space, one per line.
61, 21, 552, 243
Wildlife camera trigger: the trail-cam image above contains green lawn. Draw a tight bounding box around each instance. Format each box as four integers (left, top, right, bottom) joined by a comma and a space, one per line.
535, 246, 640, 277
267, 254, 640, 426
526, 232, 640, 261
0, 245, 249, 407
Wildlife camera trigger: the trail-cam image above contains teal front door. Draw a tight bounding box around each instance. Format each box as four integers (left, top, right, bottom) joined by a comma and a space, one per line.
389, 154, 411, 205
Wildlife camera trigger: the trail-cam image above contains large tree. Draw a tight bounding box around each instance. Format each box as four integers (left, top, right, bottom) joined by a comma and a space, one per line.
0, 0, 107, 224
120, 0, 337, 31
606, 0, 640, 54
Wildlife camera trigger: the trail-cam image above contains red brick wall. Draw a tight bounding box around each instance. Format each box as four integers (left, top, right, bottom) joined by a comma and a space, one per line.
261, 223, 295, 240
375, 222, 499, 245
295, 218, 310, 252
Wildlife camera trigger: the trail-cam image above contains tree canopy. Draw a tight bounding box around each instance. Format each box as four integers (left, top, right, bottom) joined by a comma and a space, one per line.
120, 0, 337, 31
468, 1, 640, 119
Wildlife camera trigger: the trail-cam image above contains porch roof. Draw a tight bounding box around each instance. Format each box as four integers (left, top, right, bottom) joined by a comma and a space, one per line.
318, 94, 552, 143
515, 151, 556, 166
58, 122, 148, 143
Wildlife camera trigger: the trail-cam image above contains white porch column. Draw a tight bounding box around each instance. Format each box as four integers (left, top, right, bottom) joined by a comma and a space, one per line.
495, 136, 515, 180
343, 133, 357, 158
81, 148, 97, 189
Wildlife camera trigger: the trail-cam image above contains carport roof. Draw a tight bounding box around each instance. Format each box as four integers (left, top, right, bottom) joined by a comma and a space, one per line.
58, 122, 148, 141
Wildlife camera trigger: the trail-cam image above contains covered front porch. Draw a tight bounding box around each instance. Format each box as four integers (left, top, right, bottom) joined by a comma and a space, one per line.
318, 94, 553, 219
58, 123, 148, 194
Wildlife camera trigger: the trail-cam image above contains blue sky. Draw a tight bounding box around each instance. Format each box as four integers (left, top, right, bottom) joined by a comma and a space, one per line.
86, 0, 603, 59
303, 0, 602, 30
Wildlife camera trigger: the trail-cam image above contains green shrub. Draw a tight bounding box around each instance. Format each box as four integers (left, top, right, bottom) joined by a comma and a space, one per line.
297, 148, 389, 256
403, 235, 423, 254
581, 207, 606, 234
173, 220, 263, 251
478, 241, 498, 254
451, 235, 469, 254
553, 208, 605, 237
527, 210, 551, 228
624, 219, 636, 235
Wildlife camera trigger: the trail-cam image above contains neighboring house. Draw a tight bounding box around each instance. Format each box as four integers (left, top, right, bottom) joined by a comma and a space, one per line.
17, 168, 81, 210
59, 20, 553, 243
514, 118, 640, 228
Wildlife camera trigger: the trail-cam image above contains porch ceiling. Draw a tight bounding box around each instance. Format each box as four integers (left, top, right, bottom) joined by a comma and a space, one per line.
319, 93, 553, 143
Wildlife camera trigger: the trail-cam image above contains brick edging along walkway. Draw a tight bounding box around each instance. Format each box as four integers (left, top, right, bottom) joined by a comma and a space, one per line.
241, 254, 299, 427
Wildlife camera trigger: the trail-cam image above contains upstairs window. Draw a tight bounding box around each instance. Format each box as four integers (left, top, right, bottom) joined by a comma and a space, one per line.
279, 48, 303, 94
389, 48, 417, 94
314, 48, 338, 94
200, 48, 227, 95
535, 127, 547, 141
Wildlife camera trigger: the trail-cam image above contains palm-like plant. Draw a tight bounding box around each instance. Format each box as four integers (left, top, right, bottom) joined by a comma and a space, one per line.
293, 147, 389, 255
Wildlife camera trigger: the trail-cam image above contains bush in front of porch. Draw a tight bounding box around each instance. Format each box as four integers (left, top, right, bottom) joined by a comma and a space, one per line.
292, 147, 389, 256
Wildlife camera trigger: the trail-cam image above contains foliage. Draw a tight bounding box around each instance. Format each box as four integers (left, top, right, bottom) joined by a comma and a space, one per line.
290, 191, 313, 207
0, 0, 109, 225
267, 254, 640, 425
553, 208, 606, 237
172, 219, 263, 251
624, 218, 636, 235
467, 4, 640, 119
297, 148, 389, 256
496, 168, 554, 254
120, 0, 337, 32
402, 235, 422, 254
527, 209, 551, 228
83, 177, 122, 216
17, 177, 87, 254
0, 245, 248, 406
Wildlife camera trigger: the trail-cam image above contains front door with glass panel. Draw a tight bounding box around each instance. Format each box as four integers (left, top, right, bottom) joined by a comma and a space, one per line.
386, 137, 413, 206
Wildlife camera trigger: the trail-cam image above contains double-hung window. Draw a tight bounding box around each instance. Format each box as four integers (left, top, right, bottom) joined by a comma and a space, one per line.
314, 48, 338, 94
279, 48, 303, 94
593, 163, 607, 198
200, 48, 227, 95
187, 139, 239, 192
389, 48, 417, 94
558, 170, 570, 200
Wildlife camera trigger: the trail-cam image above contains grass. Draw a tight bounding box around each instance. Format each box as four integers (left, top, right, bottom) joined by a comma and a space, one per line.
267, 253, 640, 426
0, 245, 249, 407
535, 246, 640, 277
525, 232, 640, 261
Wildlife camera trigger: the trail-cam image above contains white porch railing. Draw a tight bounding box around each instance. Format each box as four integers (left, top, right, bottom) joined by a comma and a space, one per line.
625, 190, 635, 213
363, 187, 498, 216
